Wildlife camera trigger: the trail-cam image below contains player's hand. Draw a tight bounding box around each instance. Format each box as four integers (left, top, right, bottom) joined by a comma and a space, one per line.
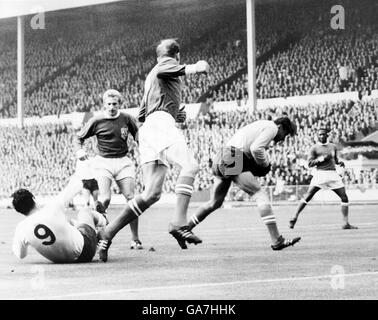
195, 60, 210, 74
176, 106, 186, 123
317, 155, 325, 163
76, 149, 88, 161
338, 161, 345, 168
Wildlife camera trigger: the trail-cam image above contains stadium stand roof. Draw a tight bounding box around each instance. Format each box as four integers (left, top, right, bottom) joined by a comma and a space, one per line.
0, 0, 123, 19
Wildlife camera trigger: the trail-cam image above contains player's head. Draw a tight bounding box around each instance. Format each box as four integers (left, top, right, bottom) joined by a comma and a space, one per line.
318, 127, 329, 144
273, 117, 297, 143
156, 39, 180, 62
11, 188, 36, 216
103, 89, 122, 118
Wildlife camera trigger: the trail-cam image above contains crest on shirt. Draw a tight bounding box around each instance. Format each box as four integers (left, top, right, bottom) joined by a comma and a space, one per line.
121, 126, 129, 140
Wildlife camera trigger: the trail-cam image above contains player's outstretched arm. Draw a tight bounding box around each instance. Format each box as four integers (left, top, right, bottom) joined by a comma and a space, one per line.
75, 116, 97, 154
12, 226, 28, 259
185, 60, 210, 76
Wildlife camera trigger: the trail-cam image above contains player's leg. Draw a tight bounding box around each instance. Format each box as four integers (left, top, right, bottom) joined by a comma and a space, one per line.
188, 177, 232, 230
97, 162, 166, 261
332, 187, 358, 229
165, 142, 199, 226
59, 176, 83, 207
91, 188, 99, 203
164, 142, 202, 248
76, 206, 107, 229
95, 175, 112, 213
289, 186, 321, 229
82, 187, 91, 207
75, 206, 106, 263
234, 172, 301, 250
116, 177, 143, 249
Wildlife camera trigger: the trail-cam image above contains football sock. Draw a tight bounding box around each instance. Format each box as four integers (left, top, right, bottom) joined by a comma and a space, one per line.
104, 195, 149, 240
94, 211, 107, 228
172, 176, 194, 226
341, 202, 349, 224
129, 218, 140, 241
293, 198, 307, 219
188, 204, 213, 230
259, 205, 281, 244
125, 195, 140, 241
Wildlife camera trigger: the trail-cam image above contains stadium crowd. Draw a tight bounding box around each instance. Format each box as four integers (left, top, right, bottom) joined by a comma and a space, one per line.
213, 0, 378, 102
2, 0, 377, 118
1, 99, 377, 198
0, 1, 251, 117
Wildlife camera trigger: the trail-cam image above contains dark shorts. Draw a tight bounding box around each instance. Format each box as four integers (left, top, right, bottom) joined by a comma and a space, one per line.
212, 146, 256, 180
76, 223, 97, 263
82, 179, 99, 193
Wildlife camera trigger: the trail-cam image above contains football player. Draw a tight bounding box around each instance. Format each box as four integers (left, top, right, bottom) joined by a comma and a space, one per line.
289, 128, 357, 230
187, 117, 301, 250
97, 39, 210, 261
12, 188, 107, 263
76, 89, 143, 250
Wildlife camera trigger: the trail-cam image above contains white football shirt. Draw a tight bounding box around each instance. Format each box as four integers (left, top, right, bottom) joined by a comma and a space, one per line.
12, 200, 84, 263
227, 120, 278, 167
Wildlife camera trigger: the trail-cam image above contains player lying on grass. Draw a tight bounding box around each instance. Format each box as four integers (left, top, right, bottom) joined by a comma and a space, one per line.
187, 117, 301, 250
289, 128, 357, 230
97, 39, 210, 261
11, 188, 108, 263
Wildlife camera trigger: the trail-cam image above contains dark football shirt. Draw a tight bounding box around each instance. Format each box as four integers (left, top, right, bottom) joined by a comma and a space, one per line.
138, 57, 186, 122
308, 143, 338, 170
77, 112, 138, 158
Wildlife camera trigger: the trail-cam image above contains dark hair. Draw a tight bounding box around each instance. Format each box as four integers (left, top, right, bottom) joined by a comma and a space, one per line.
156, 39, 180, 58
11, 189, 36, 215
274, 117, 297, 136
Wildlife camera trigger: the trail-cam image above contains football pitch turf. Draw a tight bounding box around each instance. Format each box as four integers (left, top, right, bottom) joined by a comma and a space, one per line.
1, 203, 377, 300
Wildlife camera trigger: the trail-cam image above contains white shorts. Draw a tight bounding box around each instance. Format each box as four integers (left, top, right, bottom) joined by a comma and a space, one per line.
92, 155, 135, 181
310, 170, 344, 190
139, 111, 194, 167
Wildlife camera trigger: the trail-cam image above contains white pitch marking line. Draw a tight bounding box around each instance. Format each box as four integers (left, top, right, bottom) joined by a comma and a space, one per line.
27, 270, 378, 300
142, 222, 378, 235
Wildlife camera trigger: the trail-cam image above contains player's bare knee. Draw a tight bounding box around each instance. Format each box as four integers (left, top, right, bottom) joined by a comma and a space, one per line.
124, 194, 134, 201
254, 190, 271, 211
144, 190, 162, 205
